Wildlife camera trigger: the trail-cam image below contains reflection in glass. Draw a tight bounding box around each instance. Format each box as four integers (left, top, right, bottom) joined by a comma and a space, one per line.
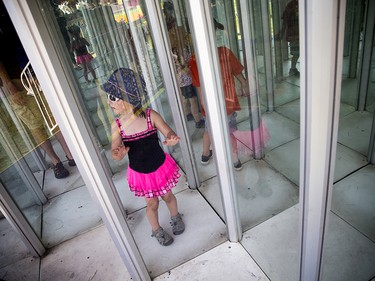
163, 1, 205, 129
188, 1, 301, 280
368, 49, 375, 112
49, 1, 180, 174
321, 1, 375, 279
193, 0, 300, 229
161, 0, 212, 183
0, 209, 33, 271
275, 0, 299, 76
0, 164, 43, 237
1, 2, 102, 249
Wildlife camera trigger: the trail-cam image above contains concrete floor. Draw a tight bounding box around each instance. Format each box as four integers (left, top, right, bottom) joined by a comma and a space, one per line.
1, 69, 375, 280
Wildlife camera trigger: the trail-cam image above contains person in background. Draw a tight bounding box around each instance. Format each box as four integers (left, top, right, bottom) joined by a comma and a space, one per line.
0, 4, 75, 179
164, 1, 205, 128
0, 61, 76, 179
54, 8, 81, 70
68, 25, 97, 84
275, 0, 300, 76
189, 19, 249, 171
171, 47, 205, 128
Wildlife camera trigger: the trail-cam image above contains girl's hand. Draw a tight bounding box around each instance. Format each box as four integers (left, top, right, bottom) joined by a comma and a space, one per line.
151, 110, 180, 146
162, 131, 180, 146
112, 145, 129, 160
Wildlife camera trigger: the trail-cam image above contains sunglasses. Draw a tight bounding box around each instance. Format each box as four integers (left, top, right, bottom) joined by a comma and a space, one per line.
106, 94, 121, 102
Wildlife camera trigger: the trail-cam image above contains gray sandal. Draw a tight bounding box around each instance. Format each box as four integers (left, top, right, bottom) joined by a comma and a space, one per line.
171, 213, 185, 235
151, 227, 174, 246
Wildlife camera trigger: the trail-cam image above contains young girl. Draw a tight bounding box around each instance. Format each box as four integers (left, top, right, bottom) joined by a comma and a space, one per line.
68, 25, 97, 84
105, 69, 185, 246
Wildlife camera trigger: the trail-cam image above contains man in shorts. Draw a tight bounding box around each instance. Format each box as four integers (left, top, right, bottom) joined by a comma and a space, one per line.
0, 61, 75, 179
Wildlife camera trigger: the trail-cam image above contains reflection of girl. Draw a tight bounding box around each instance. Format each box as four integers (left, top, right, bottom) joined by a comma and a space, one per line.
164, 1, 204, 127
214, 18, 230, 48
172, 47, 205, 128
68, 26, 97, 84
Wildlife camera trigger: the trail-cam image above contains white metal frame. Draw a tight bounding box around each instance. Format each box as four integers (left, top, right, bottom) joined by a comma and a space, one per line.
358, 0, 375, 111
20, 62, 59, 135
239, 0, 265, 160
299, 0, 346, 280
0, 181, 45, 257
260, 0, 275, 111
145, 1, 201, 189
358, 0, 375, 164
186, 0, 242, 242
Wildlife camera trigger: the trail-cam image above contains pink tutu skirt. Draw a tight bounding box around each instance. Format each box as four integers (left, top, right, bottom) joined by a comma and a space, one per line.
127, 153, 180, 198
76, 54, 93, 64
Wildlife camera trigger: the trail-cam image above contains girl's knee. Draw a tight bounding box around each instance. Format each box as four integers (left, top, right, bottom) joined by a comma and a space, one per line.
161, 192, 175, 203
146, 197, 159, 211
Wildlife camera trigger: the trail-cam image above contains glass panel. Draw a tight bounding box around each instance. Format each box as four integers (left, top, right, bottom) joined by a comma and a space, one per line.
189, 0, 300, 279
321, 1, 375, 279
0, 2, 100, 248
340, 0, 362, 112
0, 163, 43, 238
43, 0, 227, 278
49, 0, 182, 173
366, 31, 375, 113
0, 209, 38, 279
161, 0, 216, 181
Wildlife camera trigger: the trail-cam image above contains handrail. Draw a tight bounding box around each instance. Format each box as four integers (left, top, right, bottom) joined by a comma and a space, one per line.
20, 62, 58, 135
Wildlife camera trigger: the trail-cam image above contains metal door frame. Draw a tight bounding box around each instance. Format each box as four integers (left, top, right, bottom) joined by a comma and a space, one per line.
299, 1, 346, 280
186, 0, 242, 242
145, 1, 201, 189
0, 181, 45, 257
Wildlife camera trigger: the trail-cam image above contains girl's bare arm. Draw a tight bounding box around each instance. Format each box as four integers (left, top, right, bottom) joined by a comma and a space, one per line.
150, 110, 180, 146
111, 121, 129, 160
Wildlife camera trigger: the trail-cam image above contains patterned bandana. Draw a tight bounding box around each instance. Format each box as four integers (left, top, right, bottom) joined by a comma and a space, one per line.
101, 68, 146, 106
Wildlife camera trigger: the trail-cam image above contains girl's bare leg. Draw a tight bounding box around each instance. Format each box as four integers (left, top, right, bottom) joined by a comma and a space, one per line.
162, 191, 184, 235
87, 62, 97, 80
161, 192, 178, 217
145, 197, 161, 231
230, 133, 239, 163
202, 131, 211, 157
190, 96, 201, 123
82, 63, 89, 82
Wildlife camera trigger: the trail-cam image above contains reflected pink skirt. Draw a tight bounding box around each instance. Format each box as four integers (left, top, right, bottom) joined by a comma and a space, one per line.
76, 54, 93, 64
233, 119, 270, 156
127, 153, 180, 198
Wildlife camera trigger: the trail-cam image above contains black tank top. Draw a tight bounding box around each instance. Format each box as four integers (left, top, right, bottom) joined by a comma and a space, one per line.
116, 109, 166, 173
73, 38, 88, 56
